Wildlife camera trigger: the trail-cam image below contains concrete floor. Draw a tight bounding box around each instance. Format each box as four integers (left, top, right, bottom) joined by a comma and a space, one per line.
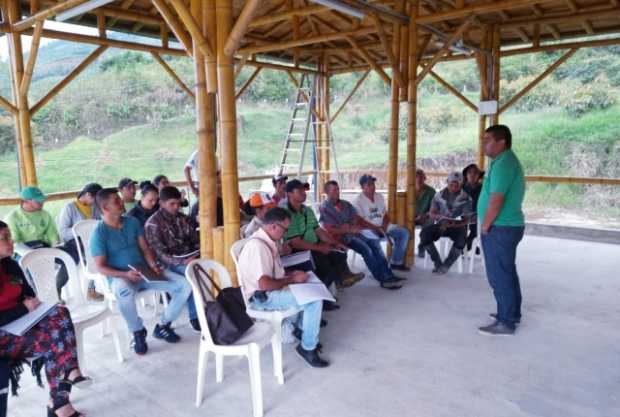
9, 235, 620, 417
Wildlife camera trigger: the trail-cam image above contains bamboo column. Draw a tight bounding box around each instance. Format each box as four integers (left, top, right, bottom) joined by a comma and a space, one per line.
490, 24, 501, 126
321, 60, 330, 185
398, 0, 409, 102
477, 26, 490, 170
7, 0, 36, 186
387, 1, 403, 221
315, 57, 324, 185
216, 0, 240, 283
405, 0, 419, 266
204, 0, 217, 92
191, 0, 217, 260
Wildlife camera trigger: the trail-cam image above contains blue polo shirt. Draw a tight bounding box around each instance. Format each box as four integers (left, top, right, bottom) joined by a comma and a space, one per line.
90, 216, 145, 271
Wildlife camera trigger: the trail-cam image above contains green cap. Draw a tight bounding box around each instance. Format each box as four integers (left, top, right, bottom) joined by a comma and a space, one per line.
20, 186, 46, 203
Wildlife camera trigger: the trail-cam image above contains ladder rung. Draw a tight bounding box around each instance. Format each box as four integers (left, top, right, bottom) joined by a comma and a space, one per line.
288, 133, 304, 137
285, 148, 302, 151
292, 118, 306, 121
295, 102, 308, 107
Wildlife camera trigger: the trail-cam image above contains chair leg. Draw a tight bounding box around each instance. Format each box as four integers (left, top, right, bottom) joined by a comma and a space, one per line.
76, 327, 85, 372
195, 347, 209, 407
247, 344, 264, 417
215, 354, 223, 383
109, 318, 124, 363
271, 323, 284, 384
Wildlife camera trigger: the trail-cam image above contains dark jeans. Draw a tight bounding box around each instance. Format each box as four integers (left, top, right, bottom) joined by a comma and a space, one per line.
481, 225, 525, 329
311, 250, 349, 286
419, 223, 467, 250
347, 236, 392, 282
466, 223, 478, 251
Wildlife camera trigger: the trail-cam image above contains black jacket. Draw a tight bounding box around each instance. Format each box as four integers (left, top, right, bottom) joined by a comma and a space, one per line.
127, 201, 157, 227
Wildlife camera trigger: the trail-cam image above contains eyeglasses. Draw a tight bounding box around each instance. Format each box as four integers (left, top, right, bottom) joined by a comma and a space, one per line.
274, 223, 289, 233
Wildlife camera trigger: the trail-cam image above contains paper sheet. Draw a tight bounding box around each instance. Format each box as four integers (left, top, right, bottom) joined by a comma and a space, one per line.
289, 272, 336, 305
1, 302, 57, 336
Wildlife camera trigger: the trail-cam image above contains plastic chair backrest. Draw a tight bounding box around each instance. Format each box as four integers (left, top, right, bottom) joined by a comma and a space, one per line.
185, 259, 233, 347
19, 248, 82, 303
229, 239, 250, 308
71, 219, 100, 275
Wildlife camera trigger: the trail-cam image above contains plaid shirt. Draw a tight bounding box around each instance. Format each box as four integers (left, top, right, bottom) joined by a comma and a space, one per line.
144, 208, 199, 266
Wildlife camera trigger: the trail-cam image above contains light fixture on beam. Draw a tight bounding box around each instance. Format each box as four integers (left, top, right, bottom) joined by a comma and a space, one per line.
56, 0, 116, 22
308, 0, 365, 20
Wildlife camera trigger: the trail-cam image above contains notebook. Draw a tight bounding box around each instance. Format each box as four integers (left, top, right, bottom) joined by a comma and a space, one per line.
128, 264, 168, 282
0, 302, 57, 336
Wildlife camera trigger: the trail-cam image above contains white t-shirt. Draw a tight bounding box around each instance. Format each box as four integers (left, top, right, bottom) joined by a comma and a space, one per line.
353, 192, 386, 227
185, 151, 198, 183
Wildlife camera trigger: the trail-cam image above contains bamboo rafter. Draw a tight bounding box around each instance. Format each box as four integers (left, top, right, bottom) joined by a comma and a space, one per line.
235, 67, 261, 99
0, 95, 17, 114
19, 20, 43, 96
224, 0, 261, 56
151, 0, 193, 55
167, 0, 215, 59
150, 52, 194, 98
371, 13, 405, 87
330, 69, 370, 122
426, 67, 478, 112
12, 0, 88, 31
346, 35, 391, 84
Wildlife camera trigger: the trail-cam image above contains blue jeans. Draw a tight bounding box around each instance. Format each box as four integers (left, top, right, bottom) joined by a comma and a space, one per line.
167, 264, 198, 321
386, 224, 410, 266
110, 267, 192, 333
348, 236, 393, 282
481, 225, 525, 329
250, 289, 322, 351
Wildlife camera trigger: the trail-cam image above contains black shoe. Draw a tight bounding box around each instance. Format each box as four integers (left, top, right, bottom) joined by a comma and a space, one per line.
478, 321, 515, 336
295, 344, 329, 368
292, 328, 323, 350
323, 301, 340, 311
432, 263, 443, 273
320, 319, 328, 328
387, 275, 407, 282
154, 323, 181, 343
131, 327, 148, 355
190, 318, 201, 332
391, 264, 410, 272
380, 280, 402, 290
489, 313, 521, 325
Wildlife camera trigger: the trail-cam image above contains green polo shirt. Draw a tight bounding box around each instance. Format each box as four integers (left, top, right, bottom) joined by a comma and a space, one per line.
284, 204, 319, 244
478, 149, 525, 227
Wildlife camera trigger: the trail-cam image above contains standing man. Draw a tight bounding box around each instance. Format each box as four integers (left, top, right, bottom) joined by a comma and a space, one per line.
183, 150, 200, 197
477, 125, 526, 336
353, 174, 410, 271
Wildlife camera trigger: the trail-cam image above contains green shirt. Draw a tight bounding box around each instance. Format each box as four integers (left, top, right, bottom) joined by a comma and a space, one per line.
284, 204, 319, 244
477, 149, 525, 227
4, 206, 60, 246
416, 184, 436, 216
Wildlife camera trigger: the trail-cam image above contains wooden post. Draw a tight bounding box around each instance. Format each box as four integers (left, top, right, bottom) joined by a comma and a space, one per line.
405, 0, 419, 266
192, 0, 217, 260
204, 0, 217, 93
321, 62, 330, 185
216, 0, 240, 283
490, 25, 501, 126
477, 26, 490, 170
387, 3, 402, 222
398, 1, 409, 102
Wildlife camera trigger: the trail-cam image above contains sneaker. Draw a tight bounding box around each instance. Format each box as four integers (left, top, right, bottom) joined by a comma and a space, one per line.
292, 328, 322, 350
489, 313, 521, 325
478, 321, 515, 336
131, 328, 148, 355
432, 263, 444, 273
295, 344, 329, 368
379, 279, 402, 290
320, 319, 328, 328
86, 288, 104, 302
323, 301, 340, 311
336, 273, 365, 289
154, 323, 181, 343
190, 318, 201, 332
391, 264, 410, 272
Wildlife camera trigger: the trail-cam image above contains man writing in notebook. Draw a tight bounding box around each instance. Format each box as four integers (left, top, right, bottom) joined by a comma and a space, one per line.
238, 207, 329, 368
144, 186, 201, 332
90, 188, 192, 356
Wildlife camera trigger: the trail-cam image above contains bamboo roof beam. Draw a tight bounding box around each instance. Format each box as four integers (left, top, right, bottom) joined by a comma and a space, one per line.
346, 35, 391, 85
238, 26, 377, 55
415, 0, 557, 24
19, 20, 43, 97
426, 67, 478, 112
497, 10, 529, 43
501, 36, 620, 56
167, 0, 215, 59
160, 22, 168, 47
12, 0, 88, 32
97, 9, 106, 37
371, 13, 405, 87
224, 0, 261, 56
234, 53, 249, 77
235, 66, 261, 99
108, 0, 136, 28
150, 52, 194, 98
97, 6, 164, 26
248, 4, 326, 29
505, 7, 620, 29
415, 14, 475, 86
499, 48, 577, 114
31, 45, 108, 115
531, 4, 561, 40
565, 0, 595, 35
0, 95, 17, 115
151, 0, 193, 55
330, 69, 370, 122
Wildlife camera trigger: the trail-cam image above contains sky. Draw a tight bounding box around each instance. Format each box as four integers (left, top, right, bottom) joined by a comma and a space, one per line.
0, 21, 99, 61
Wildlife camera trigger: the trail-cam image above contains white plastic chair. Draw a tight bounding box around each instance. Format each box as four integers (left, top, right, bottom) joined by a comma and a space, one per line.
423, 237, 464, 273
186, 259, 278, 417
466, 235, 486, 274
230, 238, 297, 385
19, 248, 123, 369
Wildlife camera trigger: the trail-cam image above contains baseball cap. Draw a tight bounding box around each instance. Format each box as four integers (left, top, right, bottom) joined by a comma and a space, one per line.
20, 186, 46, 203
249, 191, 276, 209
359, 174, 377, 187
118, 178, 137, 189
78, 183, 102, 198
285, 179, 310, 193
447, 171, 463, 183
272, 174, 288, 185
416, 168, 426, 176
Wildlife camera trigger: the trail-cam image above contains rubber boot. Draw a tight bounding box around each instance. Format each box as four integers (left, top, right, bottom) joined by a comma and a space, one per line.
424, 243, 443, 272
439, 246, 462, 274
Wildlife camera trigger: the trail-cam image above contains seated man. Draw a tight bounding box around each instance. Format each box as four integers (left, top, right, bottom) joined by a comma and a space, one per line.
462, 163, 483, 251
415, 169, 436, 257
153, 175, 189, 208
420, 172, 473, 274
90, 188, 192, 355
144, 186, 200, 332
242, 192, 276, 239
353, 174, 410, 272
271, 174, 288, 205
57, 182, 104, 301
118, 177, 138, 212
284, 179, 363, 295
320, 181, 402, 290
238, 207, 328, 368
4, 186, 69, 297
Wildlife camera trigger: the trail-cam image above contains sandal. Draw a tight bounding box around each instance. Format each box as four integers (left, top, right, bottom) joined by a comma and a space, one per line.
47, 401, 84, 417
60, 373, 93, 390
